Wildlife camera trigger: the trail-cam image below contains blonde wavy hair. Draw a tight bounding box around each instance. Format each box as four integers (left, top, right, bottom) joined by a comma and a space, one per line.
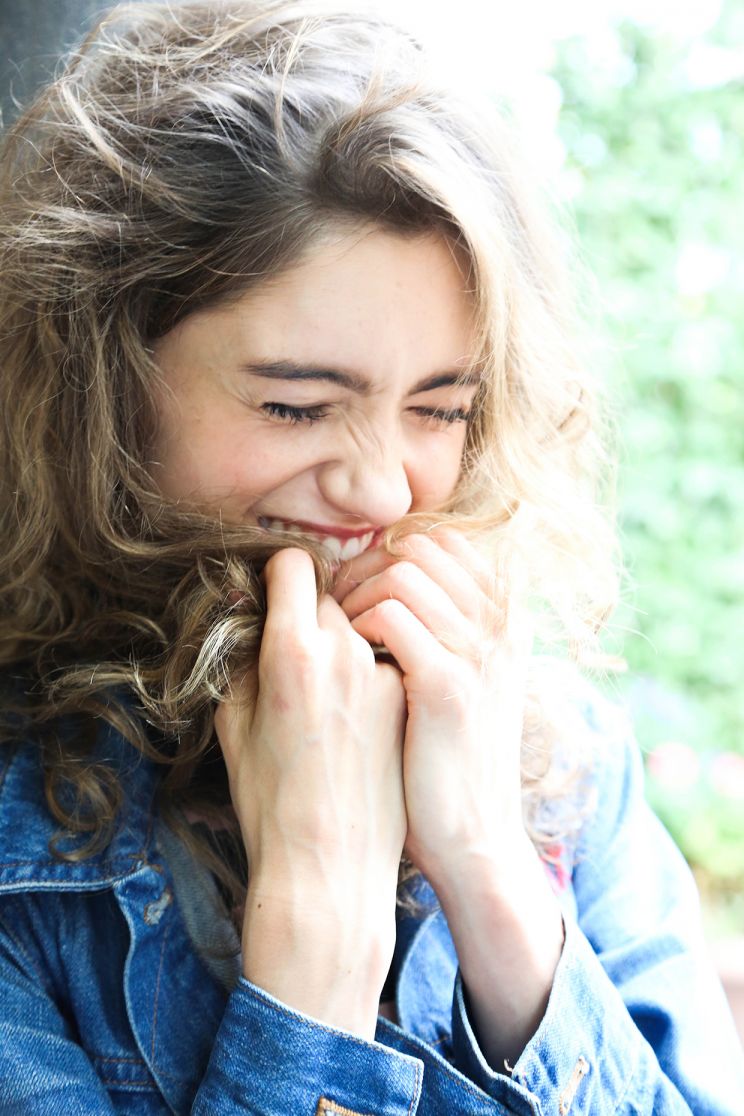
0, 0, 617, 907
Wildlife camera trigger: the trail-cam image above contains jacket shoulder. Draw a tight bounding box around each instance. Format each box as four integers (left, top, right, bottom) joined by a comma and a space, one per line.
0, 718, 157, 892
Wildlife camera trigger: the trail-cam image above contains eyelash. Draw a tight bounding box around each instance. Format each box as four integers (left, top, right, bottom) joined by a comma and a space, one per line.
261, 402, 472, 427
413, 406, 471, 426
262, 402, 330, 425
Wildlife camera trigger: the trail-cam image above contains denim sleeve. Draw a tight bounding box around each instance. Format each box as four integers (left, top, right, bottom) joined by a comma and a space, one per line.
192, 977, 424, 1115
450, 711, 744, 1115
0, 905, 424, 1116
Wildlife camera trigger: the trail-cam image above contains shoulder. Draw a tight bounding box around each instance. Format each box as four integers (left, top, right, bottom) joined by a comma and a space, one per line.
531, 654, 633, 788
539, 662, 699, 913
0, 715, 159, 893
527, 657, 641, 872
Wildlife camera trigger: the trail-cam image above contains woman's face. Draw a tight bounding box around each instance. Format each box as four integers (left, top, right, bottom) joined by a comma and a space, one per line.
151, 225, 478, 560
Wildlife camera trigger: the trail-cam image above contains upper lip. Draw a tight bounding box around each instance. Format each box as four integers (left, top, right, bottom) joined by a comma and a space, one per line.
259, 517, 380, 541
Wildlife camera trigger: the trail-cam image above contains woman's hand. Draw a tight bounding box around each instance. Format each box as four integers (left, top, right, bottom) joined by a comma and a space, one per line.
214, 547, 407, 1038
338, 530, 565, 1067
338, 529, 532, 890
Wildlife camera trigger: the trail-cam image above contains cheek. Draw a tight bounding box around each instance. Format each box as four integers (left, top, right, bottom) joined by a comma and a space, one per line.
152, 403, 256, 503
177, 433, 316, 512
410, 434, 467, 505
226, 448, 289, 502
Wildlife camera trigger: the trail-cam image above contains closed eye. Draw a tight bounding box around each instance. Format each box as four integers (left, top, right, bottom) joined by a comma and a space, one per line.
411, 406, 471, 426
261, 401, 472, 428
261, 402, 331, 424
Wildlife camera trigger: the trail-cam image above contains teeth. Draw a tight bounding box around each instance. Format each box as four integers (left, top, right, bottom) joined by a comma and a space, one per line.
319, 535, 343, 560
338, 532, 374, 560
258, 518, 374, 561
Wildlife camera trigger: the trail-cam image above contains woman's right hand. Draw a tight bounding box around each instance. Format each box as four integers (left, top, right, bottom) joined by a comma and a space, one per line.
214, 547, 407, 1038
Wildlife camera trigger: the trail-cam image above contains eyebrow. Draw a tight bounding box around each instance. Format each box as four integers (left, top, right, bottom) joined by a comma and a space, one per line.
240, 360, 482, 395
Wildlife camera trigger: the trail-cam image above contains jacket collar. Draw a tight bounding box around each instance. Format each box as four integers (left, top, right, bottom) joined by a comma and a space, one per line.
0, 720, 158, 893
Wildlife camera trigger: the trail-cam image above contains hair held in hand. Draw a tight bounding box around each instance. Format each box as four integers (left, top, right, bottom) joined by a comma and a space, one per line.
0, 1, 618, 904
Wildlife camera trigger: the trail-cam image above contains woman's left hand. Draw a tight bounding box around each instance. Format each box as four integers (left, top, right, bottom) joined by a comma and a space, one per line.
336, 529, 533, 894
338, 530, 565, 1068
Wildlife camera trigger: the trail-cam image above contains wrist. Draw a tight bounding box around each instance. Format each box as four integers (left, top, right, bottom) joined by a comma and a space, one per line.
240, 877, 396, 1039
431, 837, 565, 1069
421, 829, 541, 906
430, 835, 564, 982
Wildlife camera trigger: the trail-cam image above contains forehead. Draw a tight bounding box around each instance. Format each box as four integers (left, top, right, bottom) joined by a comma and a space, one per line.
200, 226, 470, 343
151, 225, 481, 404
194, 225, 475, 370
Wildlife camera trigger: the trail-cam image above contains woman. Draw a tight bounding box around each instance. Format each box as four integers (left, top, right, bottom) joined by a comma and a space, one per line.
0, 1, 741, 1112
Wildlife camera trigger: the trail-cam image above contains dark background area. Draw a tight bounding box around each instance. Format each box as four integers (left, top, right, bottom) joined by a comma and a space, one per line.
0, 0, 113, 128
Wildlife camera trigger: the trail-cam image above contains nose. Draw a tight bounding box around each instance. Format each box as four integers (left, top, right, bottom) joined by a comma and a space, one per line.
317, 436, 413, 527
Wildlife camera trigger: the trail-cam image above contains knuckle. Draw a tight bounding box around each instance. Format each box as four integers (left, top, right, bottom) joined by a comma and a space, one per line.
387, 561, 421, 593
260, 626, 315, 676
433, 525, 459, 545
401, 533, 431, 556
285, 640, 316, 677
374, 596, 405, 621
346, 632, 376, 672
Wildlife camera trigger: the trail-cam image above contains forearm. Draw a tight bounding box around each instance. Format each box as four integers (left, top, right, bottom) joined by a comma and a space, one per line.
433, 838, 564, 1071
241, 870, 397, 1040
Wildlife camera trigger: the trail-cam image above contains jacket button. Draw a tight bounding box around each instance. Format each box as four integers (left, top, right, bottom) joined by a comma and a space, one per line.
144, 888, 173, 925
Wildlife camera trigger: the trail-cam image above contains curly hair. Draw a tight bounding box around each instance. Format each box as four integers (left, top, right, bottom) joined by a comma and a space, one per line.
0, 0, 618, 908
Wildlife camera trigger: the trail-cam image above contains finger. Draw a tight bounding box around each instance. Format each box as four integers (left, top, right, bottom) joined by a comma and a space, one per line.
371, 660, 407, 729
351, 599, 451, 685
341, 560, 474, 653
426, 527, 499, 588
430, 528, 528, 607
316, 593, 347, 628
377, 533, 503, 632
214, 666, 259, 767
259, 549, 326, 700
263, 547, 319, 638
331, 544, 397, 604
315, 593, 376, 656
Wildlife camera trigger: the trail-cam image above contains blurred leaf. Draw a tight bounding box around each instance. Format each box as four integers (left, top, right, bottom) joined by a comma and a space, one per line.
551, 0, 744, 901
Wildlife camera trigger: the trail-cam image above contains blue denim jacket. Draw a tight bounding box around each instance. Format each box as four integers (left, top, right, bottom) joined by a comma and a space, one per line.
1, 681, 743, 1115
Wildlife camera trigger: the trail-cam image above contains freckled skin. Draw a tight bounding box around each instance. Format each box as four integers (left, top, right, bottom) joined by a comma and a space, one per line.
151, 225, 477, 533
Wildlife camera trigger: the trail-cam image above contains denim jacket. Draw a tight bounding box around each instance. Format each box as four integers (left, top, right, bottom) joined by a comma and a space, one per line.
1, 679, 743, 1115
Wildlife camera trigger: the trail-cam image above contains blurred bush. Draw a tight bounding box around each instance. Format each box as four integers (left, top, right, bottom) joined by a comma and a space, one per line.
550, 1, 744, 928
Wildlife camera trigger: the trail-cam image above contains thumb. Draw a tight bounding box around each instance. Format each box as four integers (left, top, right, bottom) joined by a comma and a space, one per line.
214, 666, 259, 769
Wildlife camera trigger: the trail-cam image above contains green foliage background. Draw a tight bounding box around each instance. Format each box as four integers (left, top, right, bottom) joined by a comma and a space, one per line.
549, 1, 744, 923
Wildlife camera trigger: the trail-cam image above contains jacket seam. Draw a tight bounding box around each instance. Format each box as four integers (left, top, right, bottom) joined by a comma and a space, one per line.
0, 858, 139, 873
243, 982, 404, 1051
151, 914, 171, 1065
378, 1020, 509, 1108
99, 1076, 157, 1089
610, 1034, 643, 1114
408, 1061, 421, 1115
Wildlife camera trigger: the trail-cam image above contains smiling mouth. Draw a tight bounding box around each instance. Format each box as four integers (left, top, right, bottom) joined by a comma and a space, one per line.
257, 517, 378, 561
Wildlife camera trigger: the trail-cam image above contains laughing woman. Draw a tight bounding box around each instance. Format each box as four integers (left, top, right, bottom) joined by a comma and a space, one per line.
0, 2, 742, 1113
